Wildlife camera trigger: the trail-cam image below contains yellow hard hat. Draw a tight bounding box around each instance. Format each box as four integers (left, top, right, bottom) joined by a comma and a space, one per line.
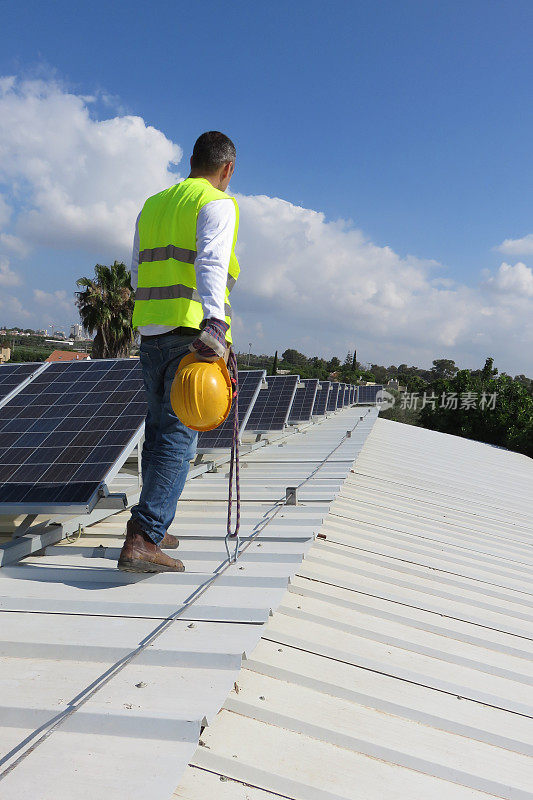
170, 352, 233, 431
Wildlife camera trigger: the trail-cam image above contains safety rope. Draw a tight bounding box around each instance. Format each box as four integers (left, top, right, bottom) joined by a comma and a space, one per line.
225, 349, 240, 563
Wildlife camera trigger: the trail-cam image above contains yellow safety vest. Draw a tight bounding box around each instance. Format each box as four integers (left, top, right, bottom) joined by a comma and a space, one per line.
132, 177, 240, 342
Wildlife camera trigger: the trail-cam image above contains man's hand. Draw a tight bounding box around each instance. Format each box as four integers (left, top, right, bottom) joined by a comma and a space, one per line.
190, 318, 229, 362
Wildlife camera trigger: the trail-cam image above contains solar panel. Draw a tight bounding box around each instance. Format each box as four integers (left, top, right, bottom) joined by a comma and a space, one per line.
343, 384, 350, 406
246, 374, 299, 432
0, 363, 43, 406
197, 369, 265, 450
327, 383, 340, 411
339, 384, 347, 407
0, 359, 146, 512
312, 381, 331, 416
357, 384, 383, 404
289, 378, 319, 422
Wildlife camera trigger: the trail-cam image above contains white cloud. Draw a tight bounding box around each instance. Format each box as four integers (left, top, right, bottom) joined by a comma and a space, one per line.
33, 288, 74, 314
485, 262, 533, 298
0, 74, 531, 373
231, 194, 533, 371
0, 233, 30, 257
0, 293, 30, 318
0, 77, 182, 258
0, 258, 22, 287
497, 234, 533, 256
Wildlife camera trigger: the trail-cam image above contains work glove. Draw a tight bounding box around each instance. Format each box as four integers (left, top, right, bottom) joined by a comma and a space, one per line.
190, 318, 229, 362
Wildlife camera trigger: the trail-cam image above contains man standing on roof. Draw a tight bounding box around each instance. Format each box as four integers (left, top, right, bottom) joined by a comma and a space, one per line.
117, 131, 240, 574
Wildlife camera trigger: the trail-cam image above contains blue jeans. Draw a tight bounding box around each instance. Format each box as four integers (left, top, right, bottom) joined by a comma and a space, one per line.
130, 333, 198, 544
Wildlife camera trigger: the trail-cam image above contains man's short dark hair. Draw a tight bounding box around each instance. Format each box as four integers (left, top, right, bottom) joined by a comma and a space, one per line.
191, 131, 236, 173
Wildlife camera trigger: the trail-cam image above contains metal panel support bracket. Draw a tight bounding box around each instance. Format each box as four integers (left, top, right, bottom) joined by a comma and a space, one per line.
95, 492, 128, 510
12, 514, 40, 539
285, 487, 298, 505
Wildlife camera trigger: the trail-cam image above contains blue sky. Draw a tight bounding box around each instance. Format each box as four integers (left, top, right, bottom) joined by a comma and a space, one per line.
1, 0, 532, 372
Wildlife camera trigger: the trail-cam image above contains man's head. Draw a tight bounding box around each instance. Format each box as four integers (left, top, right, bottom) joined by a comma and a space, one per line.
189, 131, 236, 191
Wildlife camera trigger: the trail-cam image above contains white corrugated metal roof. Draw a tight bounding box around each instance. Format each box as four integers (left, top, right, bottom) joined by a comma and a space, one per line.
174, 418, 533, 800
0, 406, 378, 799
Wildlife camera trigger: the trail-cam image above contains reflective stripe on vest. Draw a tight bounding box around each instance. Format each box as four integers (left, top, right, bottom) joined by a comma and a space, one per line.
139, 244, 197, 265
134, 283, 232, 317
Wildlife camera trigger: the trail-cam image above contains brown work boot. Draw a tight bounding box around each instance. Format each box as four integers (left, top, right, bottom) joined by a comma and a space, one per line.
118, 518, 184, 573
160, 532, 179, 549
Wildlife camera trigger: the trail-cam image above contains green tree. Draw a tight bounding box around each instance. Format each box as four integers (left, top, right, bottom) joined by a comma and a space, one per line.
419, 357, 533, 457
430, 358, 458, 380
404, 374, 426, 394
481, 356, 498, 380
281, 348, 307, 366
271, 350, 278, 376
514, 374, 533, 393
76, 261, 134, 359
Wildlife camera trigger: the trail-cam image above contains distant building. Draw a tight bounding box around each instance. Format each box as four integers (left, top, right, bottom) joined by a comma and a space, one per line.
69, 323, 84, 340
46, 350, 90, 363
0, 347, 11, 363
54, 330, 66, 340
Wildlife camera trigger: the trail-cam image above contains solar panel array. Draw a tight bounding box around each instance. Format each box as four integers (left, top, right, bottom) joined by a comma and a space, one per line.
0, 359, 146, 508
289, 378, 319, 422
197, 370, 265, 449
327, 383, 340, 411
0, 363, 41, 404
246, 374, 299, 432
312, 381, 331, 416
357, 384, 384, 404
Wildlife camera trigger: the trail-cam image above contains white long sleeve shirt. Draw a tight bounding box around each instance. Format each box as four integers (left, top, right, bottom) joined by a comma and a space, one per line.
130, 197, 236, 336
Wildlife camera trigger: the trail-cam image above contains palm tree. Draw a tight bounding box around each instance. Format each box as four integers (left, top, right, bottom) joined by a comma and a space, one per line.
76, 261, 134, 359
